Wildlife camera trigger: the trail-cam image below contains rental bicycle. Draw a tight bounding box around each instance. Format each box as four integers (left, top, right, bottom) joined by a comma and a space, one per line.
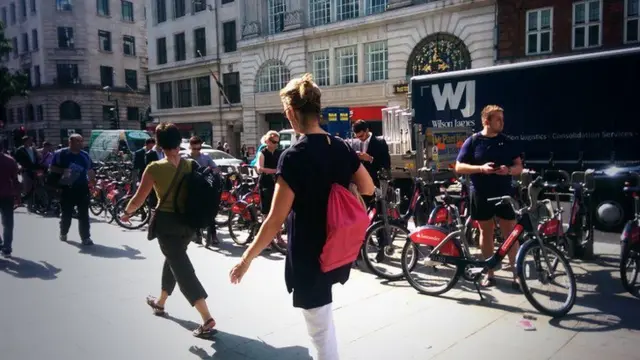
620, 171, 640, 295
401, 170, 577, 318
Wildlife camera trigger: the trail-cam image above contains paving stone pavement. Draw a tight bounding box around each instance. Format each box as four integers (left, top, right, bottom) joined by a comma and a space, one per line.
0, 209, 638, 360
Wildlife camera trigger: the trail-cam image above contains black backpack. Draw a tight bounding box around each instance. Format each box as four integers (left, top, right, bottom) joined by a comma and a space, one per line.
174, 160, 221, 229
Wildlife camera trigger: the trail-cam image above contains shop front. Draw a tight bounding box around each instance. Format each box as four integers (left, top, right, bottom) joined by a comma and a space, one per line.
350, 106, 386, 136
265, 113, 290, 132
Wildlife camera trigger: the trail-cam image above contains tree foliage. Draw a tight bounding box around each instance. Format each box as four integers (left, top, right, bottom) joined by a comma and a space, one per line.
0, 21, 29, 114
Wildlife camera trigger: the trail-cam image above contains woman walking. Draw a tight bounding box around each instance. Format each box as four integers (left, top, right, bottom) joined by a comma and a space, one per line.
255, 130, 283, 216
229, 74, 374, 359
121, 123, 216, 338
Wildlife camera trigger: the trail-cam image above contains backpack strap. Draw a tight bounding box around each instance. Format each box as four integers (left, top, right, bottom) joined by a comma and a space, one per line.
158, 159, 184, 211
173, 159, 197, 213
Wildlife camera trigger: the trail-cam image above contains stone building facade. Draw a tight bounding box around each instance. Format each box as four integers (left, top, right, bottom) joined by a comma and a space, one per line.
1, 0, 149, 146
238, 0, 496, 148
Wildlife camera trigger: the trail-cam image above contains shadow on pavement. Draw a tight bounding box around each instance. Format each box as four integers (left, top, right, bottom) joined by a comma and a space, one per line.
67, 241, 146, 260
163, 315, 311, 360
0, 256, 61, 280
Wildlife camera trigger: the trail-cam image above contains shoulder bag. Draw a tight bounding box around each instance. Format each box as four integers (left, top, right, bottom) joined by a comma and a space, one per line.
147, 159, 185, 241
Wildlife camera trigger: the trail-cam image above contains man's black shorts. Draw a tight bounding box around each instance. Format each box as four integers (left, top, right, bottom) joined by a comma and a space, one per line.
470, 191, 516, 221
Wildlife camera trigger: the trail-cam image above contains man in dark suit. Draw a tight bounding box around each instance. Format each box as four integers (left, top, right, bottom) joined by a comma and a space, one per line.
14, 136, 40, 211
352, 120, 391, 188
132, 138, 155, 188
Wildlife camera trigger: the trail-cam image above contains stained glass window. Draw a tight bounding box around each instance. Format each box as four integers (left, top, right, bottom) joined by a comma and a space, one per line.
406, 33, 471, 77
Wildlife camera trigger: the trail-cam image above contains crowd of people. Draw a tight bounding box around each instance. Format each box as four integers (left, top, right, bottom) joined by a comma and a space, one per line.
0, 71, 522, 359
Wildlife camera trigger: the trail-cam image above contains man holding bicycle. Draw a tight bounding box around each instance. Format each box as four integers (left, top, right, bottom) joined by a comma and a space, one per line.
455, 105, 523, 289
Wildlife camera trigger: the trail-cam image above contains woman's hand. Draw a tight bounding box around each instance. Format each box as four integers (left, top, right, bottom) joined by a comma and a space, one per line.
120, 213, 132, 223
229, 258, 252, 284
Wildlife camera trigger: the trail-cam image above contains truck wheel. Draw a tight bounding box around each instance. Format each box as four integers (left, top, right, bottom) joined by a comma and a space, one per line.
592, 196, 625, 232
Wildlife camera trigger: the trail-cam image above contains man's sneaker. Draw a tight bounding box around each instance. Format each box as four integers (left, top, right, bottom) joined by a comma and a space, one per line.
81, 238, 94, 246
1, 249, 11, 258
60, 234, 67, 242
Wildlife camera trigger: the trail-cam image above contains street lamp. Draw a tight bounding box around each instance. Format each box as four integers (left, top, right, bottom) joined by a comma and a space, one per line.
103, 85, 120, 129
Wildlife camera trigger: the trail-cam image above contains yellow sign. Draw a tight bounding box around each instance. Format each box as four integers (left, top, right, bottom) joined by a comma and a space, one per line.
328, 113, 337, 121
339, 113, 349, 121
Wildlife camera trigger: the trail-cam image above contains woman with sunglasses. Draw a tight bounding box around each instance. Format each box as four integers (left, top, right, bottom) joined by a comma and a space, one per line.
256, 131, 282, 216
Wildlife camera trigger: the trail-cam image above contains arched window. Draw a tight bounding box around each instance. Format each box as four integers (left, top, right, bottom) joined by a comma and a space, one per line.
406, 33, 471, 77
59, 100, 82, 120
255, 60, 291, 93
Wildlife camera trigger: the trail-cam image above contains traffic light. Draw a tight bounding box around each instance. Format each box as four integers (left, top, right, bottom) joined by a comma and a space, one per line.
110, 115, 118, 130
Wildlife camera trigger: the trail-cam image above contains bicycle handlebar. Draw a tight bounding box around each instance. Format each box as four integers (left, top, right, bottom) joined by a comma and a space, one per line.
543, 169, 571, 183
487, 195, 522, 214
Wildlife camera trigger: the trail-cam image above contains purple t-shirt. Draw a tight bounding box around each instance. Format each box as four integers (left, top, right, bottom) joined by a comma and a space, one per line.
456, 133, 520, 197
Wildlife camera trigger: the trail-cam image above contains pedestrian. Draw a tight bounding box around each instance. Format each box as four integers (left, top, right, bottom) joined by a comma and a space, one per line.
14, 136, 39, 211
184, 136, 220, 247
455, 105, 523, 289
120, 123, 216, 338
133, 138, 155, 187
255, 131, 282, 216
0, 141, 20, 257
49, 134, 95, 245
229, 73, 374, 360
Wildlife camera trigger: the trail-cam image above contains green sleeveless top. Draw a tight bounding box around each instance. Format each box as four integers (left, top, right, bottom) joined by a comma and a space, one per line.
145, 158, 191, 213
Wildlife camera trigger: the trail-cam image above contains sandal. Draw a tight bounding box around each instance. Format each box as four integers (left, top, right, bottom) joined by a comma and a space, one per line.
193, 318, 217, 338
481, 276, 496, 287
146, 296, 167, 316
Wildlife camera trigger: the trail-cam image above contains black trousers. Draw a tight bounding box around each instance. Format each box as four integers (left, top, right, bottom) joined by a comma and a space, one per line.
156, 212, 208, 306
60, 186, 90, 240
0, 197, 15, 252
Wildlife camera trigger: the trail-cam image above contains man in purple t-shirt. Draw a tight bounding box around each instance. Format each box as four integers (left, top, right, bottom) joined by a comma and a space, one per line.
0, 142, 20, 257
455, 105, 523, 288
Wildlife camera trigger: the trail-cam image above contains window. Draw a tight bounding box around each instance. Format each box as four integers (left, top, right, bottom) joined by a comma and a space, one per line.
25, 104, 34, 122
8, 109, 14, 123
157, 82, 173, 109
55, 64, 79, 84
526, 8, 553, 55
256, 61, 290, 92
193, 0, 206, 12
127, 107, 139, 120
123, 35, 136, 55
121, 1, 134, 21
21, 33, 28, 54
194, 28, 206, 57
56, 0, 72, 11
57, 27, 74, 48
97, 0, 109, 16
625, 0, 639, 43
195, 76, 211, 106
99, 30, 112, 52
222, 0, 234, 4
156, 0, 166, 23
17, 108, 24, 123
31, 29, 38, 50
223, 21, 236, 53
174, 32, 186, 61
267, 0, 286, 35
100, 65, 114, 87
10, 3, 16, 24
1, 8, 6, 25
59, 101, 81, 120
223, 72, 240, 104
19, 0, 26, 19
336, 46, 357, 84
309, 0, 330, 26
310, 50, 329, 86
176, 79, 191, 108
22, 66, 31, 87
366, 0, 387, 15
156, 37, 167, 64
37, 105, 43, 121
173, 0, 185, 18
125, 69, 138, 89
572, 0, 602, 49
33, 65, 40, 86
29, 0, 35, 13
365, 41, 387, 81
12, 37, 18, 57
337, 0, 358, 21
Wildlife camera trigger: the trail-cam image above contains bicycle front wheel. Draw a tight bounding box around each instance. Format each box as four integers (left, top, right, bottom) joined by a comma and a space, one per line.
517, 240, 577, 318
401, 239, 461, 296
620, 242, 639, 295
361, 221, 410, 281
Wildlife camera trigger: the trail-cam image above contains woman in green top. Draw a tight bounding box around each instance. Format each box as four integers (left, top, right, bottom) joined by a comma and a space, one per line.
121, 123, 216, 338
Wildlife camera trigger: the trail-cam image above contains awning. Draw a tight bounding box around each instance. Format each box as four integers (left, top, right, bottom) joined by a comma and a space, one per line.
350, 106, 385, 121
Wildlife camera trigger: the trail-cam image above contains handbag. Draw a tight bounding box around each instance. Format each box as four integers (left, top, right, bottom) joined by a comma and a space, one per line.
147, 159, 185, 240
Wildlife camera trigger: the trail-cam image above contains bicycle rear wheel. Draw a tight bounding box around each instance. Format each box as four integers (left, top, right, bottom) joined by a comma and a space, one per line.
113, 196, 150, 230
361, 221, 410, 280
620, 242, 640, 295
401, 239, 462, 296
517, 240, 577, 318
